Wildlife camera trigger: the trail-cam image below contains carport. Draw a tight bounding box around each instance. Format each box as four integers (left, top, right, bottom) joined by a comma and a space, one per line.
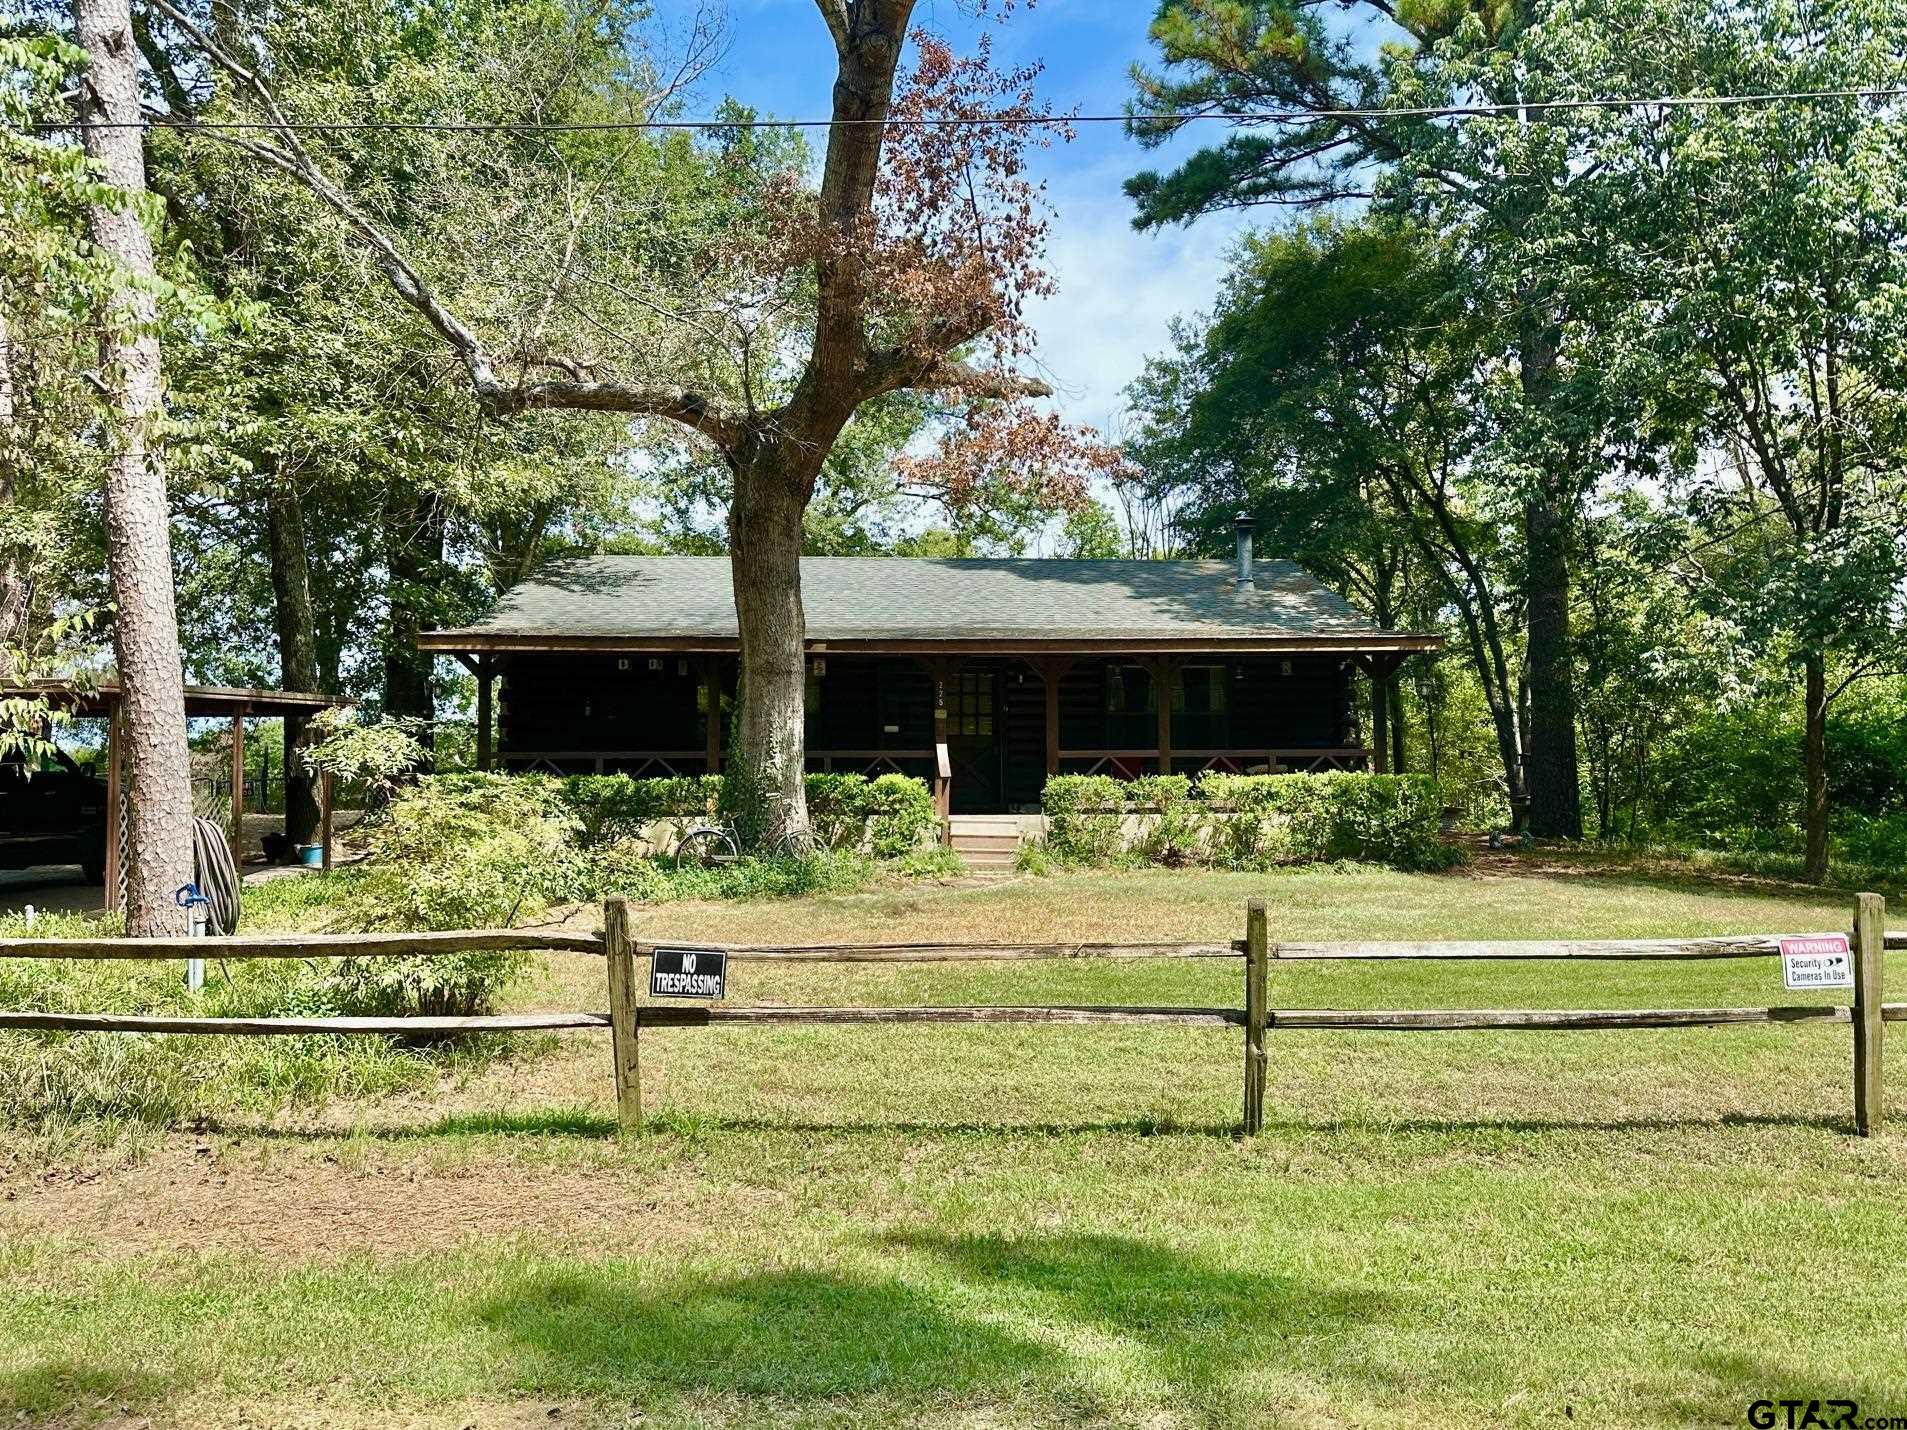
19, 681, 341, 911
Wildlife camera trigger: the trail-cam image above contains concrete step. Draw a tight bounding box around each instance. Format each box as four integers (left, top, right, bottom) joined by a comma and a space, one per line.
950, 833, 1021, 853
953, 850, 1029, 873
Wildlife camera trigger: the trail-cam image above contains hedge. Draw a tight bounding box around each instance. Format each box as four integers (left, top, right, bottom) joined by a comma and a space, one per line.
1040, 771, 1461, 872
554, 771, 936, 857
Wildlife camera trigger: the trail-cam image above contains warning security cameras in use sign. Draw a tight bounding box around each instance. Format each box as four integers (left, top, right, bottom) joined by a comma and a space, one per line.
1779, 935, 1854, 991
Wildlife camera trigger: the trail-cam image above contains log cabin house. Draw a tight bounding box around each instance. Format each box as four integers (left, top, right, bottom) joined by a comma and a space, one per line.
421, 520, 1441, 816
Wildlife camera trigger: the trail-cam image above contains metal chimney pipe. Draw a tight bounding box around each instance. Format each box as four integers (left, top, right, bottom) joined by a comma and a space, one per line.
1233, 511, 1255, 588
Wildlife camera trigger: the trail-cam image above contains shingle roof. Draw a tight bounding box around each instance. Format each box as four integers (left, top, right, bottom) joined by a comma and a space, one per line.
421, 556, 1437, 651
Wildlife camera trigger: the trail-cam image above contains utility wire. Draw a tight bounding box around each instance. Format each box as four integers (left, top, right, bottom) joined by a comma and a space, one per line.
21, 85, 1907, 134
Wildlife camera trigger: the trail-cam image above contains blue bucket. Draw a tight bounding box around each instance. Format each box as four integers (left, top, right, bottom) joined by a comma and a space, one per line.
297, 843, 325, 868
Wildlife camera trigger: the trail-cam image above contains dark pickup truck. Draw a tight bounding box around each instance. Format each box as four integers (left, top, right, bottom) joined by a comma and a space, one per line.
0, 751, 107, 883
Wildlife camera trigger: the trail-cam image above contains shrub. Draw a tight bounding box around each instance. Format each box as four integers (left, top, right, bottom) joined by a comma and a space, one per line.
856, 773, 939, 856
1041, 775, 1127, 864
319, 950, 536, 1019
299, 708, 429, 803
891, 845, 967, 880
352, 775, 582, 932
1015, 840, 1059, 877
1320, 773, 1461, 871
1197, 772, 1336, 866
583, 847, 876, 904
1038, 771, 1461, 873
558, 775, 720, 846
555, 771, 934, 856
1126, 774, 1204, 865
335, 775, 575, 1014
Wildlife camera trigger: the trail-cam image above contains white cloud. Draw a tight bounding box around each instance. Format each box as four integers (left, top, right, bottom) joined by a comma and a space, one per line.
1022, 155, 1252, 435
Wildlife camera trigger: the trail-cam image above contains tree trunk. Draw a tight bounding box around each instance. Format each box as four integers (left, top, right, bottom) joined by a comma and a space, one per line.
1388, 672, 1406, 775
381, 482, 442, 740
1516, 316, 1584, 840
0, 308, 25, 675
76, 0, 195, 935
727, 454, 812, 850
1523, 490, 1582, 838
1802, 649, 1829, 883
266, 467, 321, 842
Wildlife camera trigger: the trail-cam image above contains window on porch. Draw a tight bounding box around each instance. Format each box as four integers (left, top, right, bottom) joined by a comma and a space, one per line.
1104, 663, 1230, 750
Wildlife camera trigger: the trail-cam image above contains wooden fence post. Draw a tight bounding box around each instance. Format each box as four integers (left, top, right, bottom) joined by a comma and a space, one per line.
1852, 892, 1884, 1137
1243, 898, 1270, 1136
604, 896, 642, 1133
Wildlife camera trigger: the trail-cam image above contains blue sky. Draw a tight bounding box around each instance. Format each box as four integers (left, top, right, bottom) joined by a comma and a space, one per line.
649, 0, 1256, 435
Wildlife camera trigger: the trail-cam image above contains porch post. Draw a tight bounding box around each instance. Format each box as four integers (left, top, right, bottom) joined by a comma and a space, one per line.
104, 699, 122, 907
229, 708, 246, 855
933, 666, 951, 826
1147, 658, 1181, 777
702, 654, 723, 773
475, 655, 494, 771
917, 657, 953, 833
1025, 657, 1075, 778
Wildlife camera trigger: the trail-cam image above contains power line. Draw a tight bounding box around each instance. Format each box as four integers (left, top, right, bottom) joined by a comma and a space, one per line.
20, 85, 1907, 135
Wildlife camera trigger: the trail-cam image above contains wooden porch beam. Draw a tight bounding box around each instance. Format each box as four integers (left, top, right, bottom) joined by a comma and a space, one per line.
229, 708, 247, 855
419, 634, 1446, 657
475, 655, 494, 771
702, 655, 723, 773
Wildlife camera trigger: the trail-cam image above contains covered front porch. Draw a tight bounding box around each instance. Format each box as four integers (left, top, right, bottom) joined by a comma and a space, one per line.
459, 647, 1414, 816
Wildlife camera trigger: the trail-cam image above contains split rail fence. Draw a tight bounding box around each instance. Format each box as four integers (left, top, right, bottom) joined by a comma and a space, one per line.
0, 894, 1900, 1136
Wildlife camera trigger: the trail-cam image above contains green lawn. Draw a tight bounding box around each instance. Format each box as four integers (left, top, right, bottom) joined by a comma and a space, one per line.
2, 861, 1904, 1428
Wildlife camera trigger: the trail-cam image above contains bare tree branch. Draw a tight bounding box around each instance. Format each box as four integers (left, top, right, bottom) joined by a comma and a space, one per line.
144, 0, 745, 450
909, 360, 1052, 401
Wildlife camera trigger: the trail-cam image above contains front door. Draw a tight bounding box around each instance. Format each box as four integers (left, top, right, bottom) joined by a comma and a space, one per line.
946, 668, 1002, 813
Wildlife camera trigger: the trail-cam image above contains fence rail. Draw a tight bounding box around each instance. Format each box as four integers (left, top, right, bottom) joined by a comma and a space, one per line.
0, 895, 1896, 1138
0, 930, 605, 960
1247, 933, 1907, 960
634, 940, 1237, 963
0, 1011, 610, 1035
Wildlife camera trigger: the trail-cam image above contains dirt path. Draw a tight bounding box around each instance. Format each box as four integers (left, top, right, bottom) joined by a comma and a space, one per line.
1, 1116, 796, 1264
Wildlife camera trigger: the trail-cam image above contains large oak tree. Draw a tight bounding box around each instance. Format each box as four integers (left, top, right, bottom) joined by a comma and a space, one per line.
152, 0, 1109, 846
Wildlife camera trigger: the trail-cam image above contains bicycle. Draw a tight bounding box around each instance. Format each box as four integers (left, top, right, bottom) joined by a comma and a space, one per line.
667, 812, 850, 869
